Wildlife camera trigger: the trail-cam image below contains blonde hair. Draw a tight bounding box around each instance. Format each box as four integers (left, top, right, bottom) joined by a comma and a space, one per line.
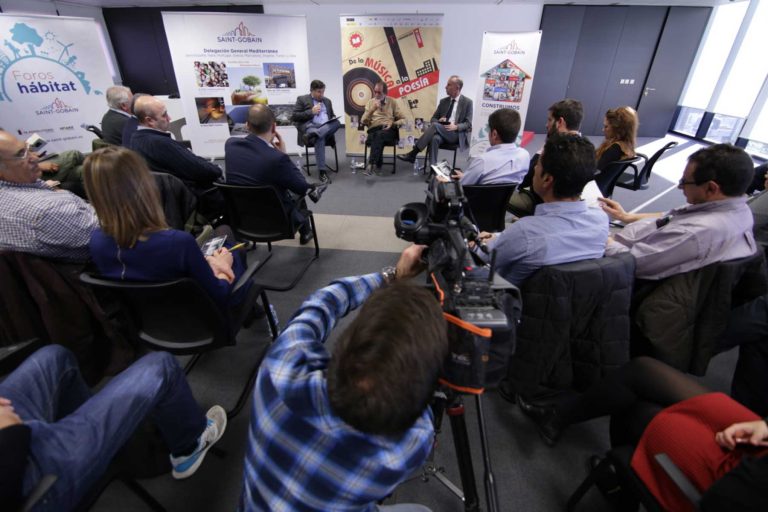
83, 146, 168, 248
596, 106, 638, 160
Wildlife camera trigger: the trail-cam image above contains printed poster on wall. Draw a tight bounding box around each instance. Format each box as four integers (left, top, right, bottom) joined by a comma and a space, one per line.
0, 14, 115, 153
340, 14, 443, 155
471, 31, 542, 157
162, 12, 310, 157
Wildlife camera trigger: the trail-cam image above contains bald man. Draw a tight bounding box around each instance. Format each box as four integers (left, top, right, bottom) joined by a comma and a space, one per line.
130, 96, 223, 216
0, 130, 96, 260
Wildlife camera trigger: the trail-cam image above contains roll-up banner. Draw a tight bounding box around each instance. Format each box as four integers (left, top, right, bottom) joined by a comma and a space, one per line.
470, 31, 542, 157
162, 12, 310, 157
0, 14, 115, 153
340, 14, 443, 155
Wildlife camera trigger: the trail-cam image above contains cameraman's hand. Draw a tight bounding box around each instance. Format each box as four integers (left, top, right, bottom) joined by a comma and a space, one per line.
478, 231, 496, 242
395, 244, 427, 280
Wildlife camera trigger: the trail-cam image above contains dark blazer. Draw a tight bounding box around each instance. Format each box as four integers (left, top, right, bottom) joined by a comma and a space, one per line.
121, 116, 139, 148
430, 94, 473, 151
291, 94, 336, 145
100, 109, 131, 145
224, 133, 311, 214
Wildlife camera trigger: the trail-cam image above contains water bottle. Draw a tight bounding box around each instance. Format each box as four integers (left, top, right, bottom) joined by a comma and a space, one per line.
295, 158, 303, 172
413, 159, 422, 176
350, 157, 358, 174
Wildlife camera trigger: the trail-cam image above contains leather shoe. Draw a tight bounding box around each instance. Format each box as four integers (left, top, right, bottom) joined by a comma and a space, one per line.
302, 133, 318, 146
397, 152, 417, 163
516, 394, 562, 446
319, 171, 331, 184
299, 229, 313, 245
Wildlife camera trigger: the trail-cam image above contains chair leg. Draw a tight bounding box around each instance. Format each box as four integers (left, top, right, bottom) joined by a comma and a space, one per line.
309, 212, 320, 259
261, 290, 278, 340
452, 148, 458, 170
330, 142, 339, 173
183, 353, 203, 374
391, 144, 397, 174
566, 460, 604, 512
121, 478, 167, 512
304, 147, 311, 177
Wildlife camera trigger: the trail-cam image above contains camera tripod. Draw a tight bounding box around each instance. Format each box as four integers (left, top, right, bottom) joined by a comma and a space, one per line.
421, 386, 499, 512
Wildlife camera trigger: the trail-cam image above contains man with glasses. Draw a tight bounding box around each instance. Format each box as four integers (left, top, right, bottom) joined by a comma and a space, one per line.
360, 81, 405, 176
0, 130, 96, 260
600, 143, 756, 280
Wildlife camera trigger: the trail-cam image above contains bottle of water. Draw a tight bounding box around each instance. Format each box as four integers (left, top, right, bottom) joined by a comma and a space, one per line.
295, 158, 304, 173
413, 159, 421, 176
350, 157, 358, 174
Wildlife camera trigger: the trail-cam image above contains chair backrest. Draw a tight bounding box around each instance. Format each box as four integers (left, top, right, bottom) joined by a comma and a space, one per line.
638, 141, 678, 187
214, 183, 295, 242
508, 253, 636, 396
152, 172, 198, 230
80, 273, 231, 354
595, 156, 643, 198
462, 184, 517, 232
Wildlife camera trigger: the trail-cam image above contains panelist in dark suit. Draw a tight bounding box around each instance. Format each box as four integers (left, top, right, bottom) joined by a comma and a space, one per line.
292, 79, 341, 183
130, 95, 224, 219
100, 85, 133, 145
398, 75, 473, 167
225, 104, 314, 244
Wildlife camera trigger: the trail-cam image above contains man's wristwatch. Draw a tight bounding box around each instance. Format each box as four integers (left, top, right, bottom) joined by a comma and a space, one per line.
381, 266, 397, 285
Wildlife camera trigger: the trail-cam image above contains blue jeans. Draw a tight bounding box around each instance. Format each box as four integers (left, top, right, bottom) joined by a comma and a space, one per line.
304, 118, 341, 171
1, 346, 206, 511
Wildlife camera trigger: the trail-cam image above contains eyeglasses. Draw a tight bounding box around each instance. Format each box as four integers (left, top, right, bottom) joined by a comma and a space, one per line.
678, 178, 702, 187
0, 143, 31, 162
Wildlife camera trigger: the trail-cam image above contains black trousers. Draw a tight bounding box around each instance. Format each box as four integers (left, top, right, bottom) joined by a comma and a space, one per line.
366, 126, 397, 167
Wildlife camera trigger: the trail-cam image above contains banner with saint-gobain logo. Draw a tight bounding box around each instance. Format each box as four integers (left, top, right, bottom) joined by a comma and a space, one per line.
470, 31, 542, 157
162, 12, 310, 157
339, 14, 443, 155
0, 14, 114, 153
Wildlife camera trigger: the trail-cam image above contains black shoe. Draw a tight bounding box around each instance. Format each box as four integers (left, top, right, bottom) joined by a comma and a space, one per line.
517, 394, 562, 446
397, 152, 417, 163
302, 133, 319, 146
319, 171, 331, 184
497, 380, 517, 404
299, 229, 313, 245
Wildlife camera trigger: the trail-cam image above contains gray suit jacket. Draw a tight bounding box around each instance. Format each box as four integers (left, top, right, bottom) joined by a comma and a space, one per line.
430, 94, 473, 151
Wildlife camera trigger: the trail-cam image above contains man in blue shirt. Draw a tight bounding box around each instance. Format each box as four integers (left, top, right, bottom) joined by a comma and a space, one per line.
240, 245, 447, 511
292, 80, 341, 184
478, 133, 608, 285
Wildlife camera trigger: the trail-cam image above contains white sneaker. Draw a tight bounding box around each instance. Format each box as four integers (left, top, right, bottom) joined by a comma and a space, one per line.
170, 405, 227, 479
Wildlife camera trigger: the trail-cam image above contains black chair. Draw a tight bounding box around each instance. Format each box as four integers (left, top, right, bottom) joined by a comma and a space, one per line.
297, 130, 339, 177
424, 140, 459, 171
363, 127, 399, 174
616, 141, 679, 191
214, 183, 319, 291
462, 184, 517, 232
80, 262, 277, 420
594, 156, 643, 198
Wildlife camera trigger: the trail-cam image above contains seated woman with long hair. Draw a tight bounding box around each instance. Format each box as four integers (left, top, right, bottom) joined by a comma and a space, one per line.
83, 146, 246, 308
519, 357, 768, 511
595, 106, 638, 171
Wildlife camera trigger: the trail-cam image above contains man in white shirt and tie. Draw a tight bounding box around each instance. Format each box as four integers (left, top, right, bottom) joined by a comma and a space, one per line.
398, 75, 473, 167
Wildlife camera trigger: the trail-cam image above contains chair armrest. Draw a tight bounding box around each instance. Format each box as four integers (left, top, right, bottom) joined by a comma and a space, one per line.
654, 453, 702, 507
232, 258, 265, 295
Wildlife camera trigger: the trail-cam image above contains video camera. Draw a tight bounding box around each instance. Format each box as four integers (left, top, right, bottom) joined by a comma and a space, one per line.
394, 176, 521, 392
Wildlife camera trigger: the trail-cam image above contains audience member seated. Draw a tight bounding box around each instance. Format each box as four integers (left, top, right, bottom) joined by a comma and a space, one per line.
291, 79, 341, 183
509, 98, 584, 216
121, 92, 148, 149
225, 104, 315, 245
518, 356, 768, 511
451, 108, 529, 186
84, 147, 248, 309
360, 81, 405, 176
475, 133, 608, 286
397, 75, 473, 168
130, 95, 223, 218
0, 345, 225, 510
595, 106, 638, 171
240, 245, 445, 511
100, 85, 133, 146
602, 143, 756, 280
36, 148, 87, 198
0, 130, 96, 261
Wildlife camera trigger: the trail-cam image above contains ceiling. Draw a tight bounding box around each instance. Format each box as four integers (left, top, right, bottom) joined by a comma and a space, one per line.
47, 0, 746, 8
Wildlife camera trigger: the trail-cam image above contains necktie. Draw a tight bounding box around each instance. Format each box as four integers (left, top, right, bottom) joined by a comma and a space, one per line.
446, 99, 455, 120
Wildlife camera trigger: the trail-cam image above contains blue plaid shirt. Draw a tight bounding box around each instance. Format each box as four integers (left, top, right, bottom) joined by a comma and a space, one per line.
240, 273, 434, 512
0, 179, 97, 260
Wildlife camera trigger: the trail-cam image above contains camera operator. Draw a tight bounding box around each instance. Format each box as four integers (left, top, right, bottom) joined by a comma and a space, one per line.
240, 245, 448, 512
475, 133, 609, 285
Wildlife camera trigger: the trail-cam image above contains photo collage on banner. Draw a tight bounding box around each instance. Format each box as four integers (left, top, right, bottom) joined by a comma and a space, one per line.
162, 12, 310, 157
339, 14, 443, 155
0, 14, 114, 153
470, 31, 542, 157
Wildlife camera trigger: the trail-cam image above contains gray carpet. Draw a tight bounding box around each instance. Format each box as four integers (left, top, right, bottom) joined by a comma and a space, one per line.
92, 129, 736, 512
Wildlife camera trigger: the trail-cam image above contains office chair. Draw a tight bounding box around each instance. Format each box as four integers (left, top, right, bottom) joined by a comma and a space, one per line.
594, 156, 643, 198
615, 141, 679, 191
214, 183, 319, 291
462, 183, 517, 232
296, 128, 339, 177
363, 126, 399, 174
424, 140, 460, 171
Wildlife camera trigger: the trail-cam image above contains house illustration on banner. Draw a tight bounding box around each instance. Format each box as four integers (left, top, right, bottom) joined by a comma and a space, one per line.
481, 59, 531, 103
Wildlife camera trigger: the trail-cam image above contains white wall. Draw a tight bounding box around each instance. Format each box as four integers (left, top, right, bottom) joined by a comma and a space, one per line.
263, 2, 543, 117
0, 0, 122, 83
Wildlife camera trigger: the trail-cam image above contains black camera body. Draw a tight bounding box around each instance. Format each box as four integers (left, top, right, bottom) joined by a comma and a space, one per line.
394, 178, 521, 391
